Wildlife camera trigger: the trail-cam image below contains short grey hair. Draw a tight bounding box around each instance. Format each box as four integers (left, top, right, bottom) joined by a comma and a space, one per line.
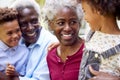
41, 0, 84, 29
10, 0, 40, 16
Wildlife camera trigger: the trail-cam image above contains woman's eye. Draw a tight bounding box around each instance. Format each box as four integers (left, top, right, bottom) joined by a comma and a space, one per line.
56, 22, 64, 26
70, 20, 78, 25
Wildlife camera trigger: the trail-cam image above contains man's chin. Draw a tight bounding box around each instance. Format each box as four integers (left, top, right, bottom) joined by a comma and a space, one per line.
27, 39, 37, 44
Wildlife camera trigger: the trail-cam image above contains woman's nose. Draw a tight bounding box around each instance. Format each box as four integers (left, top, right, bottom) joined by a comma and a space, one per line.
63, 24, 72, 31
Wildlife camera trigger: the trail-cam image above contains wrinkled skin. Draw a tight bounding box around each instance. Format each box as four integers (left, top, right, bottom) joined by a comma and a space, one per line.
11, 6, 41, 80
49, 7, 80, 46
17, 6, 41, 46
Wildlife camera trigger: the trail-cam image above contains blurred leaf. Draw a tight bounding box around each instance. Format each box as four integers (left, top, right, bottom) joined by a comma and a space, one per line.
36, 0, 45, 7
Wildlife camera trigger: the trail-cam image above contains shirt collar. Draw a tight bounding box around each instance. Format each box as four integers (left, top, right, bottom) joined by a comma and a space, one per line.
19, 28, 42, 48
0, 40, 17, 51
28, 27, 44, 48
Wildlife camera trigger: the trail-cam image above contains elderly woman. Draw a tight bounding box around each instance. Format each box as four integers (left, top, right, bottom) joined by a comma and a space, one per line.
42, 0, 84, 80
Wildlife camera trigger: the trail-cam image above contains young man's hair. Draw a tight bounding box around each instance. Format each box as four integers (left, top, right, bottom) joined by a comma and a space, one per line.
0, 7, 18, 24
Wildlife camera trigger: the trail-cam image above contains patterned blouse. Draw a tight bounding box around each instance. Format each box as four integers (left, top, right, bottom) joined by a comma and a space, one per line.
85, 31, 120, 76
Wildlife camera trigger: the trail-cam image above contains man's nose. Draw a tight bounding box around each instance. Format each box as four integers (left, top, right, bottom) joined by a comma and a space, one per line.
28, 23, 34, 30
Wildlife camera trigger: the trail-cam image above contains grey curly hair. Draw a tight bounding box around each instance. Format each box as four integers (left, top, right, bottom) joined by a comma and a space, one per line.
41, 0, 84, 29
10, 0, 41, 16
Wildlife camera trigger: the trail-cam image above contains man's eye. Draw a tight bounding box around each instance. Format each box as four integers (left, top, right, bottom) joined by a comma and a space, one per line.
31, 19, 38, 24
19, 22, 27, 27
20, 24, 27, 27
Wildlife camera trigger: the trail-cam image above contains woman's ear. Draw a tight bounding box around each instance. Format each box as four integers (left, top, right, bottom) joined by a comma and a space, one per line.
48, 20, 53, 31
48, 20, 55, 34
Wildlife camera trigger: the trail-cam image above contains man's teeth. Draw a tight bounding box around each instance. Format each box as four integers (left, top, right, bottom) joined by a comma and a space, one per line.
27, 32, 35, 36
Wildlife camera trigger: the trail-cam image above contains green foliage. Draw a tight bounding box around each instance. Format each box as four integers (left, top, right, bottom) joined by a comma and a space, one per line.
36, 0, 45, 7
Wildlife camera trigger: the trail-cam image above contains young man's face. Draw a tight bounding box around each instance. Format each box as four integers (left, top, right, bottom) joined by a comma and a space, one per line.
0, 20, 21, 47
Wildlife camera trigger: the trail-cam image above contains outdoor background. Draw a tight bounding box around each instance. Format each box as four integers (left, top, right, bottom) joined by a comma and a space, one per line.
0, 0, 119, 39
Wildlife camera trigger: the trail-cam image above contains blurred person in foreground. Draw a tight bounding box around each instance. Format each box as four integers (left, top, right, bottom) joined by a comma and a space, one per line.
78, 0, 120, 80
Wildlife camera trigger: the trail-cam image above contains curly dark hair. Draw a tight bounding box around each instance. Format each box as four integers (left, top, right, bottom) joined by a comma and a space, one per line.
82, 0, 120, 19
0, 7, 18, 24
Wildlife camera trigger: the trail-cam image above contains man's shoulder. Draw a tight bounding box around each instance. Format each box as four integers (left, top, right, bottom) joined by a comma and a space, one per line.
16, 45, 28, 53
